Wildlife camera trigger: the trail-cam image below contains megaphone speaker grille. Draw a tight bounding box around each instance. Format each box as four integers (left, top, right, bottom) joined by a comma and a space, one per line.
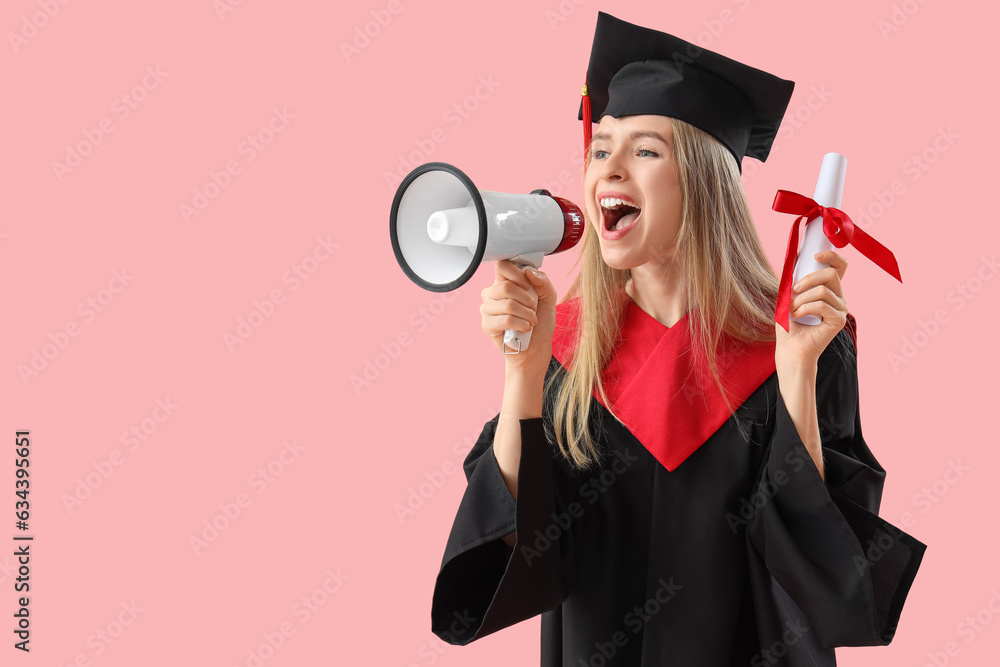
390, 163, 487, 292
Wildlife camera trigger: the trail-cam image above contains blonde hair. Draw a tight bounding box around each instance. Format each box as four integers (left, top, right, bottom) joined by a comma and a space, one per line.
546, 117, 781, 470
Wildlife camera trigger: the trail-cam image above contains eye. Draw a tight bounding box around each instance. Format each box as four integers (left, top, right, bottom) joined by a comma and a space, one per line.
636, 148, 659, 158
590, 148, 609, 160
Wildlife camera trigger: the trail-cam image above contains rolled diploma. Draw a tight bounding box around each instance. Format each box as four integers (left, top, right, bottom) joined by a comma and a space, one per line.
792, 152, 847, 326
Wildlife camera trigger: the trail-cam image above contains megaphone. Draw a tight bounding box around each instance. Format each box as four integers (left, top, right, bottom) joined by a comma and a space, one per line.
389, 162, 585, 353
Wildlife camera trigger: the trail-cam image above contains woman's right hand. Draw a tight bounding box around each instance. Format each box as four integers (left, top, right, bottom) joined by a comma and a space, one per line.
480, 259, 557, 374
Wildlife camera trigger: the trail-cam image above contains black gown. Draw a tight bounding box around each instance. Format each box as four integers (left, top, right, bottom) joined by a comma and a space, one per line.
430, 299, 926, 666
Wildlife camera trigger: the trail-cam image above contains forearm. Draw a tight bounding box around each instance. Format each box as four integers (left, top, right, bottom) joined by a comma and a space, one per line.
776, 361, 825, 481
494, 364, 546, 546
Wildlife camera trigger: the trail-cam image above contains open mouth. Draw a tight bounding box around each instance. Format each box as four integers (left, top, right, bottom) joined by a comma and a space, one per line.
600, 197, 642, 232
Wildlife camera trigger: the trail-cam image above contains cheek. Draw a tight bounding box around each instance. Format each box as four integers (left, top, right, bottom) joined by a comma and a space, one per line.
583, 169, 596, 198
651, 173, 682, 221
583, 173, 599, 225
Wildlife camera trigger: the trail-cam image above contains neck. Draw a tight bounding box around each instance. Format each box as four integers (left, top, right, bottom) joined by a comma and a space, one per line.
626, 259, 688, 328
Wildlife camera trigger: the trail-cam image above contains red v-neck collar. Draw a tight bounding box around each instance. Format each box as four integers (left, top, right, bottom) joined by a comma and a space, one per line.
551, 296, 777, 471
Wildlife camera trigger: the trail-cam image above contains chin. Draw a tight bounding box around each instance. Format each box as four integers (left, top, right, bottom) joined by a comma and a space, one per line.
598, 248, 642, 272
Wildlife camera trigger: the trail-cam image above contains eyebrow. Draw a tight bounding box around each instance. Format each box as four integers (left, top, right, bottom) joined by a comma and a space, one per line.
590, 129, 671, 145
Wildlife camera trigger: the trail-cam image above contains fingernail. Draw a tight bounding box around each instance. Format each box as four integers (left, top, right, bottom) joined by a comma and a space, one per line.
792, 282, 800, 291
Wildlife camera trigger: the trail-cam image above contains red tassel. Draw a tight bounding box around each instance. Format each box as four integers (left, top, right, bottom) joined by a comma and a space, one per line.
582, 76, 592, 158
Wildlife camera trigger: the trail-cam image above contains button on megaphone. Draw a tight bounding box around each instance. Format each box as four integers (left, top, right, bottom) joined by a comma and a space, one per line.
389, 162, 585, 353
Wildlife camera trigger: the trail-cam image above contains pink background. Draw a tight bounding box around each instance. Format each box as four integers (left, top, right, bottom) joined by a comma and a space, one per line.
2, 0, 995, 664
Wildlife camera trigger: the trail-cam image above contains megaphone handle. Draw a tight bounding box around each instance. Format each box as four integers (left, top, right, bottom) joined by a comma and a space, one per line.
503, 321, 533, 354
502, 255, 543, 354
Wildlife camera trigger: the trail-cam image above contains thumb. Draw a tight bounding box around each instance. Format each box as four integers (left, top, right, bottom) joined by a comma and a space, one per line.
525, 268, 555, 302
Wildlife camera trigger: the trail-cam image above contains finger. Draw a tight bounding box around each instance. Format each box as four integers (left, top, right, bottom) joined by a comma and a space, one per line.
790, 284, 847, 315
792, 266, 841, 298
482, 309, 536, 334
495, 260, 532, 291
481, 299, 538, 329
790, 296, 848, 326
813, 250, 848, 281
485, 279, 538, 311
525, 268, 555, 302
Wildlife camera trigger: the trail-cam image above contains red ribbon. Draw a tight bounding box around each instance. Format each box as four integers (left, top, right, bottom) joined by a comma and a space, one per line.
582, 76, 592, 157
771, 190, 902, 332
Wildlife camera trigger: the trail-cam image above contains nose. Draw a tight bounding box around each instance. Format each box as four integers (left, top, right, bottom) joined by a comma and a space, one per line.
599, 148, 628, 182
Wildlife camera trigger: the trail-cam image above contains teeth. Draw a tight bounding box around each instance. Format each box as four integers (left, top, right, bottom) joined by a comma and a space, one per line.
599, 197, 638, 210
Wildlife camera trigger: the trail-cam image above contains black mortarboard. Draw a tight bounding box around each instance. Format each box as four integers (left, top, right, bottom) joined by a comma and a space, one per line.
579, 12, 795, 170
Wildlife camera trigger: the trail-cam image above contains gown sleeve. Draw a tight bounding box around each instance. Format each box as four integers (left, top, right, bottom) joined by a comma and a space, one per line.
430, 358, 578, 645
746, 315, 927, 652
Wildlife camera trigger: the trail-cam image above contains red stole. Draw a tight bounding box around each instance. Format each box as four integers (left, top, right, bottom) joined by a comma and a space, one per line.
550, 296, 778, 471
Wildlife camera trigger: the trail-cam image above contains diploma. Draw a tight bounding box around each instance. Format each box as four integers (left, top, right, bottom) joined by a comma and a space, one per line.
791, 152, 847, 326
771, 153, 901, 332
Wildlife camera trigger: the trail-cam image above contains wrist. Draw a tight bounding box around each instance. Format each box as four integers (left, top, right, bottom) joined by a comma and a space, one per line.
775, 352, 817, 381
502, 365, 546, 420
504, 356, 549, 384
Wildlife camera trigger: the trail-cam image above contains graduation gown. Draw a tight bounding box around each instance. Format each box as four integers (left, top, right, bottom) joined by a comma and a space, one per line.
430, 296, 926, 665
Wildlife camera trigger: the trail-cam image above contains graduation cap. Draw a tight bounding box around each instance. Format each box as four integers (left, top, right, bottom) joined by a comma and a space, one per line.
579, 12, 795, 170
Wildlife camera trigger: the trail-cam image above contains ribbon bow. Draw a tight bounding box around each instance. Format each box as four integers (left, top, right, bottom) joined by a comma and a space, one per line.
771, 190, 902, 332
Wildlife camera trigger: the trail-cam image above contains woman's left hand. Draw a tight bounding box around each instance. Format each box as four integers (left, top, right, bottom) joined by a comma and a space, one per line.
775, 250, 849, 369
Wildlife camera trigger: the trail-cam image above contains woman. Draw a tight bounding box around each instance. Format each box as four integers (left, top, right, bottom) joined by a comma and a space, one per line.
430, 12, 925, 665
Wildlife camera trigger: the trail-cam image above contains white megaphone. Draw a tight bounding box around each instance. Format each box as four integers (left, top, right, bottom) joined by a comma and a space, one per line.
390, 162, 585, 353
